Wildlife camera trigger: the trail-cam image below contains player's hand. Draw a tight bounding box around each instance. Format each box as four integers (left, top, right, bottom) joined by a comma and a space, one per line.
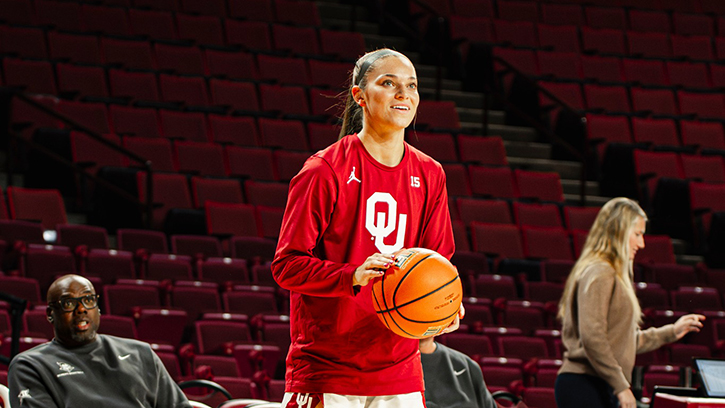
441, 304, 465, 334
674, 314, 705, 340
617, 388, 637, 408
353, 252, 395, 287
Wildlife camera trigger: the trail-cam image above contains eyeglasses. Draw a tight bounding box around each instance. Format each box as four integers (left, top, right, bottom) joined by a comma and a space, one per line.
49, 295, 100, 312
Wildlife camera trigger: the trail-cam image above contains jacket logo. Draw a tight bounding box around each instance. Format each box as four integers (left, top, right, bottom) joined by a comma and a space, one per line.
56, 361, 84, 377
18, 389, 31, 405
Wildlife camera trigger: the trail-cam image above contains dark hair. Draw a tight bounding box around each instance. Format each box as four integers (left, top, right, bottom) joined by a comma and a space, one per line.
338, 48, 405, 139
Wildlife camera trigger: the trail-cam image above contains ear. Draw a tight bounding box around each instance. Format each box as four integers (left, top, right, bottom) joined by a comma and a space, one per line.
46, 307, 54, 323
351, 85, 365, 107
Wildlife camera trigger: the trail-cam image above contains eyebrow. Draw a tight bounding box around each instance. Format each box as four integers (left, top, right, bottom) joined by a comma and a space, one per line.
381, 74, 417, 81
59, 290, 94, 297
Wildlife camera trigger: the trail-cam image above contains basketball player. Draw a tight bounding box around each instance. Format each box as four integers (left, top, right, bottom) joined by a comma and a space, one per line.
272, 48, 462, 407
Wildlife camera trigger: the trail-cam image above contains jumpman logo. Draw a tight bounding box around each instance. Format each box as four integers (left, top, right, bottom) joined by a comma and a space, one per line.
347, 166, 361, 184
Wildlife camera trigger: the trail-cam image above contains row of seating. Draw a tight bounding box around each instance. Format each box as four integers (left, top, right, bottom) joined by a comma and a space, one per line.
494, 48, 725, 91
0, 1, 336, 48
8, 249, 719, 303
426, 0, 725, 21
538, 79, 725, 120
3, 62, 343, 123
11, 94, 461, 146
0, 221, 276, 260
465, 0, 725, 33
587, 114, 725, 159
456, 16, 725, 62
1, 53, 351, 98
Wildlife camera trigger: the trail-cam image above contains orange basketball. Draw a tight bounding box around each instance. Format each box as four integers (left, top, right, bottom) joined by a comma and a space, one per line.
371, 247, 463, 339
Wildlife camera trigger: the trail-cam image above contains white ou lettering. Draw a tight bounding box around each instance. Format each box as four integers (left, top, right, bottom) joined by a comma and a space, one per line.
411, 176, 420, 188
365, 192, 407, 253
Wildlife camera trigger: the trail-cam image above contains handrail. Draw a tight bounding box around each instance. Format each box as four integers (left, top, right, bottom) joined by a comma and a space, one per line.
488, 56, 589, 205
2, 88, 154, 229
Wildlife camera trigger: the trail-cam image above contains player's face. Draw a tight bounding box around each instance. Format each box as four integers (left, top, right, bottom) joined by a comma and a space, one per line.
628, 217, 646, 260
357, 56, 419, 132
47, 277, 100, 348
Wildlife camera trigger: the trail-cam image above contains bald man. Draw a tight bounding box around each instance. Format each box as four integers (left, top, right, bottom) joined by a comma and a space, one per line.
8, 274, 192, 408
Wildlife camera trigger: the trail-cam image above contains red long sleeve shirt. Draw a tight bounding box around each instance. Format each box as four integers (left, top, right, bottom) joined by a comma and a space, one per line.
272, 134, 455, 395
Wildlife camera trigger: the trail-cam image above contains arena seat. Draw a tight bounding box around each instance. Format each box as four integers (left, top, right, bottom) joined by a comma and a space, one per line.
145, 253, 193, 281
224, 19, 272, 50
198, 257, 250, 286
155, 43, 205, 76
209, 115, 259, 147
194, 320, 252, 355
515, 170, 564, 203
581, 26, 626, 55
257, 55, 310, 87
175, 13, 225, 46
468, 166, 517, 199
205, 202, 260, 238
271, 24, 320, 56
406, 132, 458, 163
257, 118, 308, 151
493, 19, 537, 48
457, 135, 508, 166
536, 50, 582, 81
205, 49, 258, 82
441, 333, 494, 359
209, 79, 260, 114
537, 24, 580, 53
513, 202, 563, 228
243, 181, 288, 209
103, 283, 163, 316
275, 0, 320, 26
175, 141, 226, 177
97, 315, 137, 339
223, 287, 278, 316
318, 29, 366, 61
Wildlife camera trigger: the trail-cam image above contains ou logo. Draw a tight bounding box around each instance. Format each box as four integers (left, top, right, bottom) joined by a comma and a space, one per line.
365, 192, 407, 253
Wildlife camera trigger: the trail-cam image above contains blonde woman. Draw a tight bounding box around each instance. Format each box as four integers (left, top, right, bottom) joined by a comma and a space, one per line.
555, 197, 705, 408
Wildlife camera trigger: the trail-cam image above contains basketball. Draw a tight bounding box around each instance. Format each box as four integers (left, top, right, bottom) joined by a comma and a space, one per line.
371, 247, 463, 339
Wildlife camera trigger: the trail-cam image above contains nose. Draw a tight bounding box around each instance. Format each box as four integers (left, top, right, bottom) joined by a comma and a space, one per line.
639, 236, 645, 250
395, 86, 413, 99
74, 302, 88, 314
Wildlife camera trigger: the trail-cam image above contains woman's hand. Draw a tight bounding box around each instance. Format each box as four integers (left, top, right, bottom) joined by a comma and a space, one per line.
674, 314, 706, 340
441, 304, 466, 334
353, 252, 395, 287
617, 388, 637, 408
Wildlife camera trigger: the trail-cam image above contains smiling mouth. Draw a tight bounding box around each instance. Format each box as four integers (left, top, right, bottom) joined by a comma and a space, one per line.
392, 106, 410, 111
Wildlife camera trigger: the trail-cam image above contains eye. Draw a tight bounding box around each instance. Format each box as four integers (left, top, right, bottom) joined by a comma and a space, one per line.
382, 79, 394, 86
61, 299, 74, 310
408, 83, 418, 89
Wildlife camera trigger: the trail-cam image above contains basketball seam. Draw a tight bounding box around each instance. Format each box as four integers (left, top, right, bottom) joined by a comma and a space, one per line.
374, 275, 460, 315
371, 280, 392, 330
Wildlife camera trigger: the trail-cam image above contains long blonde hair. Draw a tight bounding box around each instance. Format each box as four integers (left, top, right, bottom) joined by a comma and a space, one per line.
558, 197, 647, 323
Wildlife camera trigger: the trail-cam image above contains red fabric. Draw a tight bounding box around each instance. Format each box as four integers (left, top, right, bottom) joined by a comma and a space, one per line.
273, 135, 454, 395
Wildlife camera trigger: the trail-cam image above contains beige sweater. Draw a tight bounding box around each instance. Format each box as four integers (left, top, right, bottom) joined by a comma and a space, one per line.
559, 263, 677, 394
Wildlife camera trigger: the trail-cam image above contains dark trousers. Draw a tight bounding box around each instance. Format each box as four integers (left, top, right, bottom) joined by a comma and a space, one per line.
555, 373, 619, 408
